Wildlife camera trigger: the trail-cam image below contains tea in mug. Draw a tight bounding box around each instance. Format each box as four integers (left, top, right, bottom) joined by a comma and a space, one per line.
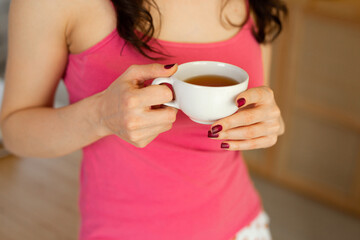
184, 75, 238, 87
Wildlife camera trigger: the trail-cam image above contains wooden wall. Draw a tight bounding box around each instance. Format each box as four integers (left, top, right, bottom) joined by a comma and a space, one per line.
244, 0, 360, 217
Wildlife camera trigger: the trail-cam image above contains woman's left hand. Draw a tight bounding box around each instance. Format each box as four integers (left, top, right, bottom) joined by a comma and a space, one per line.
208, 86, 285, 150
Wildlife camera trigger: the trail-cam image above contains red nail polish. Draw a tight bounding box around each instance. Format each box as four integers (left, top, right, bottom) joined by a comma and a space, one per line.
221, 143, 230, 149
164, 64, 175, 69
237, 98, 246, 108
211, 125, 222, 134
208, 130, 219, 138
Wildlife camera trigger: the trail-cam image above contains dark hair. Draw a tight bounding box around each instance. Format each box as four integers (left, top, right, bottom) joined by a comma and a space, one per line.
110, 0, 288, 59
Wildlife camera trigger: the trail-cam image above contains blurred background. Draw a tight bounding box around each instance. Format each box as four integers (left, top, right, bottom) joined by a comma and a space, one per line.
0, 0, 360, 239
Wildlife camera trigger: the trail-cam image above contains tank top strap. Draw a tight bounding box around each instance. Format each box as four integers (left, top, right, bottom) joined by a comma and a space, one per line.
245, 0, 250, 13
109, 0, 116, 10
241, 0, 253, 29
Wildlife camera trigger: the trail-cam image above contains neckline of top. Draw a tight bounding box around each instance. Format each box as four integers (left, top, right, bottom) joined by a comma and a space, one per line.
69, 17, 253, 58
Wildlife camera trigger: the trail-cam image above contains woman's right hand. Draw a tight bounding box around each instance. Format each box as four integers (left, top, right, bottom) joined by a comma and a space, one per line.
97, 63, 178, 148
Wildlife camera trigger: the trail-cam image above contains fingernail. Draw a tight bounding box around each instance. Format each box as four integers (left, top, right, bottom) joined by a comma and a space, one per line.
237, 98, 246, 108
208, 130, 219, 138
221, 143, 230, 149
211, 125, 223, 134
164, 64, 175, 69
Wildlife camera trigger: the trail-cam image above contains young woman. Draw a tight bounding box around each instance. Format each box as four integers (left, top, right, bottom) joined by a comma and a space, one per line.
2, 0, 287, 239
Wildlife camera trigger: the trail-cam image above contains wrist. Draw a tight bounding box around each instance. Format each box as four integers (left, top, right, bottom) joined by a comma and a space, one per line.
87, 91, 111, 138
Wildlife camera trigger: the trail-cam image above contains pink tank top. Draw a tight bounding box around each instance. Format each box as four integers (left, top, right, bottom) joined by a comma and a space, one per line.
64, 7, 263, 240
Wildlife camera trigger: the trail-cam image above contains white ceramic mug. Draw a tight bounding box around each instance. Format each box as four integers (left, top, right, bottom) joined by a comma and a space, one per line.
152, 61, 249, 124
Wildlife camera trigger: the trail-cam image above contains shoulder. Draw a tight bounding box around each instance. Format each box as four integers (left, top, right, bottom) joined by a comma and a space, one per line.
9, 0, 105, 30
9, 0, 75, 37
9, 0, 115, 50
9, 0, 102, 15
9, 0, 76, 19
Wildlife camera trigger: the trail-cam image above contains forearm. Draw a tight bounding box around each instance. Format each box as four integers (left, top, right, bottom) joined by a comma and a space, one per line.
1, 92, 107, 158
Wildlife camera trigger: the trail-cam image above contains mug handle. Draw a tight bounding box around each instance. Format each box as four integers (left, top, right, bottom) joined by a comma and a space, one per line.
151, 77, 180, 109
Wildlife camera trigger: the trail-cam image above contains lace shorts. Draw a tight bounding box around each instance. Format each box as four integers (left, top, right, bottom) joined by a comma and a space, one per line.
232, 211, 272, 240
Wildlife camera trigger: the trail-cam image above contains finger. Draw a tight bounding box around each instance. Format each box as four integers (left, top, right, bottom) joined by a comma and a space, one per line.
123, 63, 178, 86
235, 86, 274, 108
142, 107, 178, 128
126, 121, 174, 147
210, 105, 271, 134
135, 84, 174, 107
138, 122, 173, 140
211, 121, 280, 140
134, 126, 169, 148
220, 135, 278, 151
124, 107, 177, 131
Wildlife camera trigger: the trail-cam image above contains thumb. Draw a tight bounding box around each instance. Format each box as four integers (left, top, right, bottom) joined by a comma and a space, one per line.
123, 63, 178, 85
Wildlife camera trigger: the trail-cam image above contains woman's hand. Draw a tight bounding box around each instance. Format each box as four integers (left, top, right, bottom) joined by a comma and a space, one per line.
208, 86, 285, 150
97, 63, 178, 148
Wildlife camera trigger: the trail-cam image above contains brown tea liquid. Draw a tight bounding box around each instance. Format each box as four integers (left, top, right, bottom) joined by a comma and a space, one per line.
184, 75, 238, 87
